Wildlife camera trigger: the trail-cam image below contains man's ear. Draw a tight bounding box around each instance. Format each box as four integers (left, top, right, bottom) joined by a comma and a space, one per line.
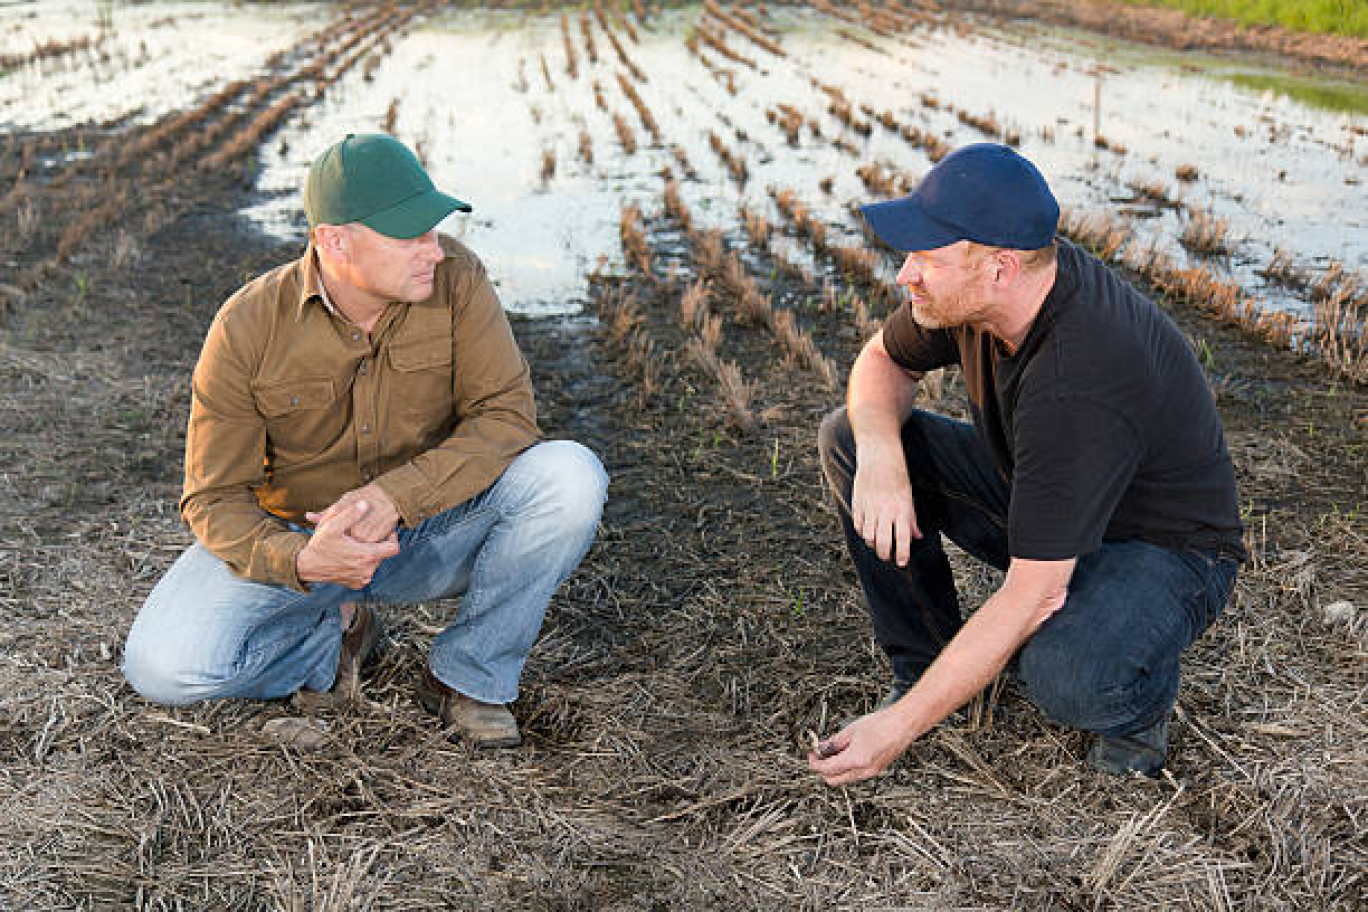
313, 224, 349, 259
991, 249, 1021, 288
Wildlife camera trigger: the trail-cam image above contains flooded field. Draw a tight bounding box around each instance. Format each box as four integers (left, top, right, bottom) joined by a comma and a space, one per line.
3, 1, 1363, 318
1, 2, 1365, 909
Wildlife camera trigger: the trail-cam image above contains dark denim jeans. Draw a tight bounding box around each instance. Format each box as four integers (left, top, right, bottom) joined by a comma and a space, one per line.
818, 406, 1238, 739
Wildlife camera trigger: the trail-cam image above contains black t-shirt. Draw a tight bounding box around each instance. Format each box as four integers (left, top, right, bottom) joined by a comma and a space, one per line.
883, 239, 1244, 561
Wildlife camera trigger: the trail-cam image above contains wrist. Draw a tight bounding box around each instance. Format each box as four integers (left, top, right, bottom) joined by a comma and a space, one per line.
883, 687, 931, 747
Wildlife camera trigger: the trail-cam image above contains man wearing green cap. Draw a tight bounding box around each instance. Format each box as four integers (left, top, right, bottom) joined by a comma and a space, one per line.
123, 134, 608, 748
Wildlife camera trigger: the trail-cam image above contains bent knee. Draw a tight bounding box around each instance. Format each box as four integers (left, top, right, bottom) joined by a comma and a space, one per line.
1018, 645, 1176, 735
522, 440, 608, 526
122, 636, 214, 706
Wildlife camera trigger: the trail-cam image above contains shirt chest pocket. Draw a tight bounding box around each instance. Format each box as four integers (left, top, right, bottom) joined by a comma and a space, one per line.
387, 337, 453, 425
254, 377, 343, 456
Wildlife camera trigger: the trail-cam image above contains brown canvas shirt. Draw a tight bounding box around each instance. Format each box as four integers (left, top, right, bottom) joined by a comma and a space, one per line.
181, 234, 539, 591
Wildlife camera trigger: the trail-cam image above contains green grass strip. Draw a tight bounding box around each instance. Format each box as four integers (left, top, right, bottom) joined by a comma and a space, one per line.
1114, 0, 1368, 38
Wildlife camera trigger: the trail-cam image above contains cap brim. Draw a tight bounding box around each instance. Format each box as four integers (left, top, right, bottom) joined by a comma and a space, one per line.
363, 190, 472, 239
859, 196, 965, 253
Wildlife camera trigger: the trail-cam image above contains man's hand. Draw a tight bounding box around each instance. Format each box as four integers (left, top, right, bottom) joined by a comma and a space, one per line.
296, 500, 400, 590
851, 443, 920, 566
807, 707, 916, 786
306, 483, 401, 544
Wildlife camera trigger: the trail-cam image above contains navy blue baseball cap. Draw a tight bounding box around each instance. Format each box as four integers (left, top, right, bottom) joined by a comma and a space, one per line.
860, 143, 1058, 252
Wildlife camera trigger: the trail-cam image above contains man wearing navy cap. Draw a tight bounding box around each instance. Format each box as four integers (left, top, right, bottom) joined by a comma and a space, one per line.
810, 144, 1243, 783
123, 134, 608, 748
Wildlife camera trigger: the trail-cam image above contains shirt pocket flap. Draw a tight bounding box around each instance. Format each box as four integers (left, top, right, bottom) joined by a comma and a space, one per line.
389, 338, 452, 372
255, 378, 335, 418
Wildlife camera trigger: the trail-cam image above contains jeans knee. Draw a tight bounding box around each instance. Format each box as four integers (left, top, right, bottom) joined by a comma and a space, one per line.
1018, 643, 1175, 736
522, 440, 607, 532
122, 634, 203, 706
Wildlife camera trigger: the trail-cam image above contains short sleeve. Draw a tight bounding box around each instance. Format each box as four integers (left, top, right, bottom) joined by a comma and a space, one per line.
881, 303, 959, 372
1007, 394, 1141, 560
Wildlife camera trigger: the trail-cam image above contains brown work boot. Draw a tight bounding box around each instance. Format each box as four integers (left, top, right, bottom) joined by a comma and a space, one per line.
415, 666, 521, 748
334, 603, 380, 697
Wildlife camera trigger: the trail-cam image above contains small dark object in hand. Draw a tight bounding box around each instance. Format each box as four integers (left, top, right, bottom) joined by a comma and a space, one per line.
806, 729, 839, 758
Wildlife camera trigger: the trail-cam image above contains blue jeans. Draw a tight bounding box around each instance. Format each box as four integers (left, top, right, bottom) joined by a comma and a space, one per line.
818, 407, 1238, 739
123, 441, 608, 706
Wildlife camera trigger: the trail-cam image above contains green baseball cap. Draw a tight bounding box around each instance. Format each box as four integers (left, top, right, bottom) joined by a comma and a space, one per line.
303, 133, 471, 239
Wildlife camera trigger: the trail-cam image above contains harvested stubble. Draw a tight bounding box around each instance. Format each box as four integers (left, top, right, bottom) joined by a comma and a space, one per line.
603, 23, 647, 83
670, 144, 699, 180
560, 14, 579, 78
685, 336, 759, 430
679, 213, 837, 390
690, 229, 774, 328
0, 33, 104, 70
620, 10, 640, 44
1262, 247, 1305, 288
697, 24, 758, 70
616, 72, 661, 142
770, 186, 827, 252
855, 161, 908, 197
663, 175, 693, 231
579, 8, 599, 64
619, 203, 653, 279
900, 122, 951, 162
836, 26, 885, 53
1129, 177, 1174, 206
703, 0, 786, 57
1179, 206, 1234, 258
739, 205, 772, 249
708, 131, 749, 186
769, 103, 805, 146
593, 287, 662, 402
612, 111, 638, 154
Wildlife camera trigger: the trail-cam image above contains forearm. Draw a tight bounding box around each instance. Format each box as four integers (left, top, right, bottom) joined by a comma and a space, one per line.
886, 559, 1075, 741
887, 590, 1039, 741
181, 493, 310, 590
847, 332, 921, 455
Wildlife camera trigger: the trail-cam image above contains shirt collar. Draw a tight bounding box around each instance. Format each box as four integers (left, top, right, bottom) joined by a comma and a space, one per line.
296, 241, 340, 321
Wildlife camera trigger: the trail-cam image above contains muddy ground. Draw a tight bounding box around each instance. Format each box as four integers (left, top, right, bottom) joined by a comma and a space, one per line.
1, 2, 1365, 911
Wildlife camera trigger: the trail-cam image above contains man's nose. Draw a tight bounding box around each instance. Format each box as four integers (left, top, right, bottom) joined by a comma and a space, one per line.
419, 231, 443, 262
896, 255, 921, 286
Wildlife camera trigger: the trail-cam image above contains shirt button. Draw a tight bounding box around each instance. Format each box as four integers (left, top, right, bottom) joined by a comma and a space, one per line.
352, 331, 361, 342
361, 423, 370, 434
358, 362, 368, 375
289, 396, 299, 407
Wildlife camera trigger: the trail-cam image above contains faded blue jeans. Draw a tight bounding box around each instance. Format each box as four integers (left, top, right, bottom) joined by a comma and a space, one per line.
818, 407, 1239, 740
123, 441, 608, 706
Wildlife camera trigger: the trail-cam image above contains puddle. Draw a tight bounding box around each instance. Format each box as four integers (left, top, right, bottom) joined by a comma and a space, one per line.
0, 1, 317, 132
3, 2, 1363, 319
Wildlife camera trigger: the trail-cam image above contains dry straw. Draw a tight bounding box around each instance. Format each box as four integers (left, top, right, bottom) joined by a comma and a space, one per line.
560, 14, 579, 78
